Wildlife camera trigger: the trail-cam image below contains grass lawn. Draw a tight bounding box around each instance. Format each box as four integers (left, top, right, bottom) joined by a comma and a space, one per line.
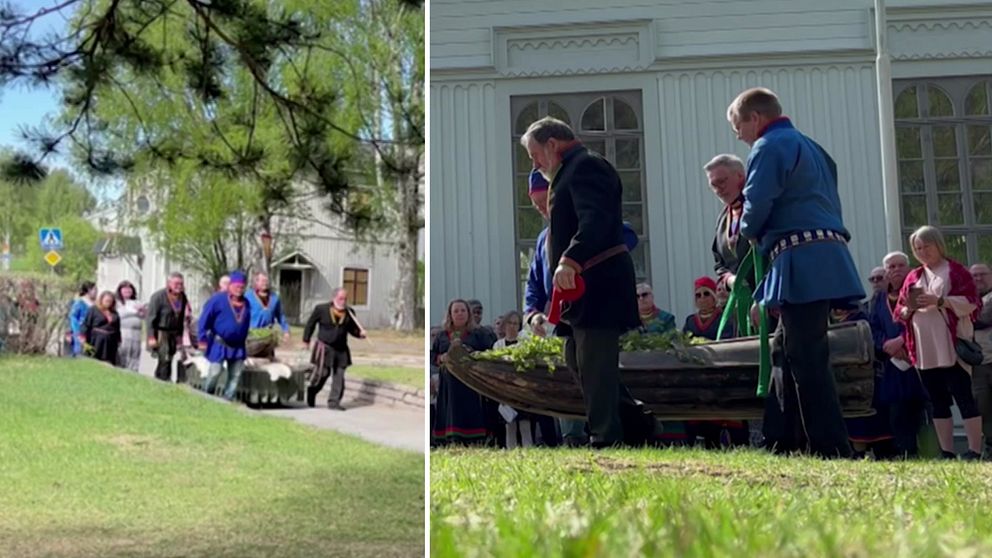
432, 447, 992, 557
0, 356, 424, 558
349, 365, 424, 391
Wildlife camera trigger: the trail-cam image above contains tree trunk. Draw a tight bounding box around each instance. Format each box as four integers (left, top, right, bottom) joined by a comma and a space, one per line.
392, 172, 419, 330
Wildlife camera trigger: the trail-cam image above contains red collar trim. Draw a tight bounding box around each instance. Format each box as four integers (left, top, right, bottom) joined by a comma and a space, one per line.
757, 116, 791, 139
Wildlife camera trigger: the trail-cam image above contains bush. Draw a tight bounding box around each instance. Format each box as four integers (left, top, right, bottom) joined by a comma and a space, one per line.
0, 272, 75, 355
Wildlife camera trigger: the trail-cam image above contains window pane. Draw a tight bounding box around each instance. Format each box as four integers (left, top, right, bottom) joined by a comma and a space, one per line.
928, 85, 954, 117
944, 233, 968, 263
584, 139, 606, 158
515, 102, 539, 135
630, 241, 648, 281
515, 142, 532, 173
937, 194, 964, 225
547, 102, 571, 127
899, 160, 925, 193
622, 204, 644, 235
615, 138, 640, 169
978, 235, 992, 266
581, 98, 606, 131
966, 82, 990, 116
936, 159, 960, 192
517, 206, 544, 240
344, 269, 355, 282
973, 193, 992, 224
932, 126, 958, 158
896, 127, 922, 158
972, 159, 992, 190
516, 173, 531, 206
619, 170, 643, 202
894, 86, 919, 118
901, 194, 928, 228
518, 244, 536, 304
614, 99, 639, 130
357, 270, 368, 283
969, 126, 992, 156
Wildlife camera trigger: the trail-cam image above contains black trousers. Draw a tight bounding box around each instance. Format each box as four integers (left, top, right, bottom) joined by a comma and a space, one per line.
153, 331, 181, 382
565, 327, 653, 446
919, 364, 980, 419
762, 301, 852, 458
310, 365, 346, 404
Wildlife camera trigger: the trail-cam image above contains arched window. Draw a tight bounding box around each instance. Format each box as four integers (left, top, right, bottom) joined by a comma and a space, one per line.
894, 77, 992, 263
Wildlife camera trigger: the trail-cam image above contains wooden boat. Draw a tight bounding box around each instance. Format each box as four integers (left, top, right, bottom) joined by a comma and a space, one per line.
183, 355, 312, 406
444, 321, 876, 420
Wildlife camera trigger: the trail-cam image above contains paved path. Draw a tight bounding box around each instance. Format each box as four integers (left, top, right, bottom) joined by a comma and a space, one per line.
138, 351, 425, 454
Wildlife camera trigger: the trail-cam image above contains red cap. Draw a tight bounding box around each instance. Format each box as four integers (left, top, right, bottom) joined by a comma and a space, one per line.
547, 275, 586, 325
694, 276, 718, 293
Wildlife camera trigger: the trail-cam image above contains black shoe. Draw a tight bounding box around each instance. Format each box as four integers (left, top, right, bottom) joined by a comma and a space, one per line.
961, 450, 982, 461
306, 388, 316, 408
941, 450, 958, 460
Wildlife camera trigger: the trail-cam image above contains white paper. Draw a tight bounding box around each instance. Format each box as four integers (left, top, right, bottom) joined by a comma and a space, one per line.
890, 358, 911, 371
498, 403, 518, 423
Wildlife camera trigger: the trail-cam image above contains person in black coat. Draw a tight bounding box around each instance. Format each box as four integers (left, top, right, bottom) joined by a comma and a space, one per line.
302, 287, 367, 409
81, 291, 121, 365
521, 116, 650, 448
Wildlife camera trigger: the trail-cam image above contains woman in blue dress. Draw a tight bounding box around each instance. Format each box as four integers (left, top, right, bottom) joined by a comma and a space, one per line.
68, 281, 97, 357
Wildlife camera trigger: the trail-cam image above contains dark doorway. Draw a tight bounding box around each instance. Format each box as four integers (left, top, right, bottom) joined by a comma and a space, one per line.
279, 269, 303, 324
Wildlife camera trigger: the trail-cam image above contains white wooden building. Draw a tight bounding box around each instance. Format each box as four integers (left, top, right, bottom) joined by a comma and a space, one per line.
90, 200, 424, 329
429, 0, 992, 324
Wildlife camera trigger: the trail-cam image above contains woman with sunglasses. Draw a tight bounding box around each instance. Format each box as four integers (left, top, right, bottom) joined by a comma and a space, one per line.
635, 283, 676, 334
683, 276, 734, 341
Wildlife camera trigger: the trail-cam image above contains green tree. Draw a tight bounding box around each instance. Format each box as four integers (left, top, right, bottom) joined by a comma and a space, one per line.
0, 0, 424, 329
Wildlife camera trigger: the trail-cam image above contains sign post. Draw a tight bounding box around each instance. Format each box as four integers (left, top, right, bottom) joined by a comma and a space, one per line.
39, 227, 63, 272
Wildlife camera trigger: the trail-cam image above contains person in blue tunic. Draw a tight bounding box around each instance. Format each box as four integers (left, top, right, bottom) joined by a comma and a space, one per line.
198, 271, 252, 401
68, 281, 97, 357
728, 87, 865, 458
245, 272, 290, 357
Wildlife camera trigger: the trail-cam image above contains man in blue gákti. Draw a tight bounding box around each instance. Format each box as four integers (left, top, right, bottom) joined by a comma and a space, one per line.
727, 87, 864, 458
246, 272, 291, 357
199, 271, 252, 401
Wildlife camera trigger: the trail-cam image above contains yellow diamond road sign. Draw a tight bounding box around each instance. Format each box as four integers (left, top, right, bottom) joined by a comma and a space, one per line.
44, 250, 62, 267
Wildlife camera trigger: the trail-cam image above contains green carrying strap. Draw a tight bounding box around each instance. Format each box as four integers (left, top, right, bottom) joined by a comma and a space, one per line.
717, 247, 772, 397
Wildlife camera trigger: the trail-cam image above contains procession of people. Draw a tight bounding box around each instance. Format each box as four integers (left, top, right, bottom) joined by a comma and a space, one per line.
64, 269, 367, 410
431, 86, 991, 460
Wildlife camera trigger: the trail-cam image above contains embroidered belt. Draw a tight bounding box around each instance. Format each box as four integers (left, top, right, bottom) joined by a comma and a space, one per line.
769, 229, 846, 261
583, 244, 628, 272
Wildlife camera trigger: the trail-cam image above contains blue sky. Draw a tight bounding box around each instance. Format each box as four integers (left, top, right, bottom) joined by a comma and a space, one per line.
0, 1, 77, 172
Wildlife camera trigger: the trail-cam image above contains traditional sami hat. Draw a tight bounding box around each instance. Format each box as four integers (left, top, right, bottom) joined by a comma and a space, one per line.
528, 169, 549, 198
229, 271, 247, 285
694, 276, 718, 294
547, 275, 586, 325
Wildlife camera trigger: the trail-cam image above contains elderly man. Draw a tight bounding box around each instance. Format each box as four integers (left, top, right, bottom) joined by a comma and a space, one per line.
728, 87, 864, 458
522, 115, 650, 448
146, 272, 190, 382
217, 274, 231, 292
970, 263, 992, 454
635, 283, 676, 334
705, 154, 750, 293
246, 272, 291, 356
868, 267, 887, 294
521, 168, 585, 447
302, 287, 367, 410
198, 271, 252, 401
467, 299, 497, 347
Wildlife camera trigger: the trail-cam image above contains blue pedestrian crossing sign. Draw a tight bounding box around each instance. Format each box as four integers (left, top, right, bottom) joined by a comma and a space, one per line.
39, 228, 63, 251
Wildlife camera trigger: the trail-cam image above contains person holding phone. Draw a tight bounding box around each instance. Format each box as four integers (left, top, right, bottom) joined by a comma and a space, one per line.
895, 226, 983, 459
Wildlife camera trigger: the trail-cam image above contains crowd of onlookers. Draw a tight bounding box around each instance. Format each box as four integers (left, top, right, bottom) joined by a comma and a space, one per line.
431, 225, 992, 459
